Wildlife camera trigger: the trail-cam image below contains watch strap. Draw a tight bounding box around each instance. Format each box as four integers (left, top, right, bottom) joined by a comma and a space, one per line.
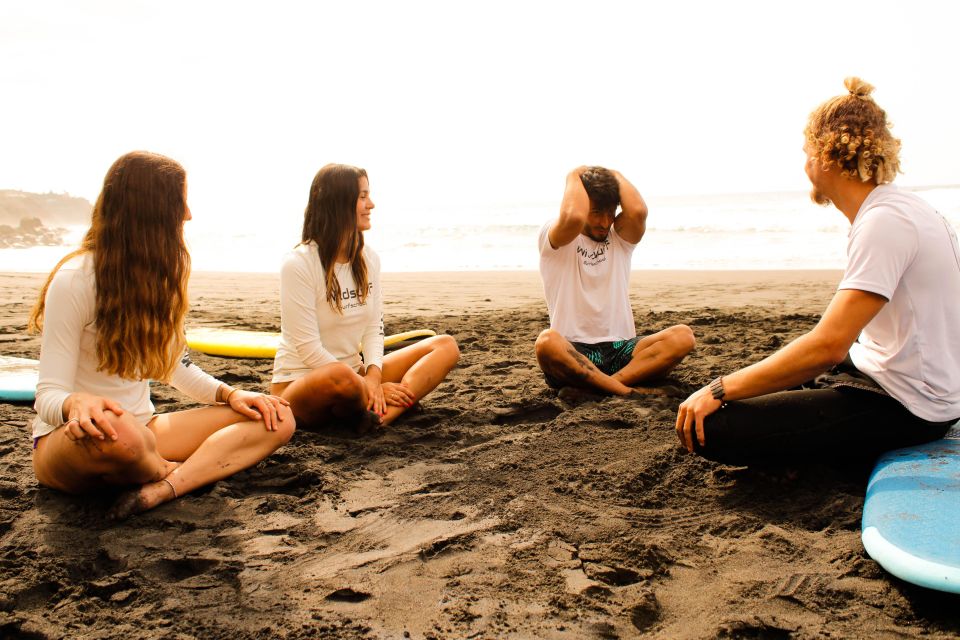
709, 376, 725, 401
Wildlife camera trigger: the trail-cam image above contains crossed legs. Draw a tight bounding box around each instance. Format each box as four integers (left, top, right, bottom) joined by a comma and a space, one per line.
693, 387, 953, 466
273, 334, 460, 429
535, 325, 695, 395
33, 404, 295, 516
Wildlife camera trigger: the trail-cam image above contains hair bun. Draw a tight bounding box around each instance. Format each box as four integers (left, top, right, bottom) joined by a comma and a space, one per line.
844, 76, 875, 98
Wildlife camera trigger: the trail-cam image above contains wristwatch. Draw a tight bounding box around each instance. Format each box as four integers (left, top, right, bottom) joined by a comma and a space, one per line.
709, 376, 725, 401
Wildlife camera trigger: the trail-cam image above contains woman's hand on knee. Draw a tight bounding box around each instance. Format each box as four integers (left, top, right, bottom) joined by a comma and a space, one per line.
362, 367, 386, 417
382, 382, 415, 408
364, 378, 386, 417
63, 392, 125, 442
675, 385, 720, 453
227, 390, 291, 432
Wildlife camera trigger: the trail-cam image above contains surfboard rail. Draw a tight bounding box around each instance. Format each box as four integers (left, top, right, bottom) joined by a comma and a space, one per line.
185, 328, 437, 359
862, 526, 960, 593
861, 424, 960, 594
0, 355, 40, 402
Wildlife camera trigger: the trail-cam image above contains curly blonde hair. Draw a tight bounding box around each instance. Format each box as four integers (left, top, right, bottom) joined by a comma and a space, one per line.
804, 77, 901, 184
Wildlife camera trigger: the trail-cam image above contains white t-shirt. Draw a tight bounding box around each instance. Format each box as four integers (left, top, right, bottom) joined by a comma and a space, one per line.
32, 256, 222, 438
272, 242, 384, 382
538, 221, 637, 344
840, 184, 960, 422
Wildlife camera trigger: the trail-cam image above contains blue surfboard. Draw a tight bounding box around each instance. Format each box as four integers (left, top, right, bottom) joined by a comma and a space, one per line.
0, 355, 39, 402
862, 424, 960, 593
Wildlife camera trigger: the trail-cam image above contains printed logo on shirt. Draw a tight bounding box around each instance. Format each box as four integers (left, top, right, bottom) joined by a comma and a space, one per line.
341, 283, 375, 311
577, 240, 609, 267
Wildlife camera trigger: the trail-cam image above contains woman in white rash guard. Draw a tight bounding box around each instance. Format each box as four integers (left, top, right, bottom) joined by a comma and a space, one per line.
30, 151, 295, 519
271, 163, 459, 430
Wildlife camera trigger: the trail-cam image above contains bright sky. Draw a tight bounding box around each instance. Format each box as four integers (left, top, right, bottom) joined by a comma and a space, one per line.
2, 0, 957, 232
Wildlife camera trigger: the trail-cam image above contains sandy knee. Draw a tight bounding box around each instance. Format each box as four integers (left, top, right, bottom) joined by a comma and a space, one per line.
93, 412, 155, 466
669, 324, 696, 356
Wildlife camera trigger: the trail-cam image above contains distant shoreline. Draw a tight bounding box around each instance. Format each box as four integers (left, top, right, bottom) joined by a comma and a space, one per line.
2, 269, 842, 319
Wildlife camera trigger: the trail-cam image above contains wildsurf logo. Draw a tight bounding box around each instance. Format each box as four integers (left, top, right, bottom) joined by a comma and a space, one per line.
577, 240, 609, 267
340, 283, 375, 310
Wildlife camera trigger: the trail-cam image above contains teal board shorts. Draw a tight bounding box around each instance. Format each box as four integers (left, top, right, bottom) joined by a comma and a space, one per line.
544, 337, 641, 389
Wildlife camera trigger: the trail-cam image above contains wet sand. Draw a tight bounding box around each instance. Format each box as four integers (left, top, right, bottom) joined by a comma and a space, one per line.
2, 269, 959, 639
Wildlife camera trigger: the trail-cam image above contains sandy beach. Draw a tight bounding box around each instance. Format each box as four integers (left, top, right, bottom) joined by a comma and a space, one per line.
2, 269, 959, 639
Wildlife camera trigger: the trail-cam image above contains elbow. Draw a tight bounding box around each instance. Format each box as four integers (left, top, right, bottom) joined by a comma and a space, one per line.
805, 326, 853, 370
820, 340, 851, 369
34, 386, 68, 424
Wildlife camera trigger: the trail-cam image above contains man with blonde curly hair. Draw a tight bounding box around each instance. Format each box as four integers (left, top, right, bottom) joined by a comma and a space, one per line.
676, 77, 960, 464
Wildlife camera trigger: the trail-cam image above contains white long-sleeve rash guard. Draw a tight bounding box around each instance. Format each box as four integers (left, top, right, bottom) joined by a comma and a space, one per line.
32, 256, 222, 439
272, 243, 384, 383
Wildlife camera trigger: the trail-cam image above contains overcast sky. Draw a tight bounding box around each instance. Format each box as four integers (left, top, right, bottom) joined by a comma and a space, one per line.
1, 0, 957, 230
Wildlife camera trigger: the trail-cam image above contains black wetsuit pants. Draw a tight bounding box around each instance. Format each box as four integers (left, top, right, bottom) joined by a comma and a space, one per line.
695, 358, 955, 466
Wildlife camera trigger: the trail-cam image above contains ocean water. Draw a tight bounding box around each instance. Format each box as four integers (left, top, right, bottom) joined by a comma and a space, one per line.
3, 187, 959, 273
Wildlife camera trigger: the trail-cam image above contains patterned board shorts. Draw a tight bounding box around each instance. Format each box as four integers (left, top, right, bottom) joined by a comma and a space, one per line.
544, 337, 641, 388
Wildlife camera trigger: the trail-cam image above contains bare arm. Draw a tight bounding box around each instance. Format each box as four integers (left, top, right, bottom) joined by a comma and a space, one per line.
611, 171, 648, 244
675, 288, 887, 451
547, 167, 590, 249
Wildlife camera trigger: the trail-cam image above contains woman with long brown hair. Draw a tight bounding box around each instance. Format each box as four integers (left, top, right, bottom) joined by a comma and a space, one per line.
30, 151, 295, 518
271, 163, 459, 429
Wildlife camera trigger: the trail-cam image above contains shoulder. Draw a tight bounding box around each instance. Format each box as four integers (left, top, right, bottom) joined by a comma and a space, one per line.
48, 255, 93, 297
608, 225, 637, 249
283, 243, 318, 267
859, 185, 932, 223
539, 220, 565, 253
846, 188, 922, 268
280, 244, 321, 282
854, 191, 919, 240
42, 255, 95, 322
362, 244, 380, 267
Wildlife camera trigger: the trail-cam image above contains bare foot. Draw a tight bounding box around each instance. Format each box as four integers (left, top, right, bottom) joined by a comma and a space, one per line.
107, 480, 176, 520
629, 386, 669, 397
107, 463, 181, 520
557, 386, 604, 405
630, 384, 690, 398
354, 409, 383, 435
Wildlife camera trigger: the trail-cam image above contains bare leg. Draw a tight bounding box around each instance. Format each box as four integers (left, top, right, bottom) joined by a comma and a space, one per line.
379, 334, 460, 425
33, 404, 295, 517
611, 324, 695, 386
535, 329, 633, 396
110, 404, 295, 516
272, 362, 368, 429
34, 410, 177, 494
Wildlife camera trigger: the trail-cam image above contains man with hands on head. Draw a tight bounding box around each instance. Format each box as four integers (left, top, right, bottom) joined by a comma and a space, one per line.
536, 166, 695, 396
676, 77, 960, 464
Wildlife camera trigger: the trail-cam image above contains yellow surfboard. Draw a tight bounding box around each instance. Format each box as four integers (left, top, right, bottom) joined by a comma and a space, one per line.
382, 329, 437, 349
185, 328, 436, 359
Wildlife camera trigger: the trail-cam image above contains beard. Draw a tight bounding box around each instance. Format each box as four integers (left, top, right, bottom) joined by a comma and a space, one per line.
809, 187, 831, 206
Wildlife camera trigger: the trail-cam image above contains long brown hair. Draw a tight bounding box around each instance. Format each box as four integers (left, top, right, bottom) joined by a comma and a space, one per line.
301, 164, 369, 313
29, 151, 191, 382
